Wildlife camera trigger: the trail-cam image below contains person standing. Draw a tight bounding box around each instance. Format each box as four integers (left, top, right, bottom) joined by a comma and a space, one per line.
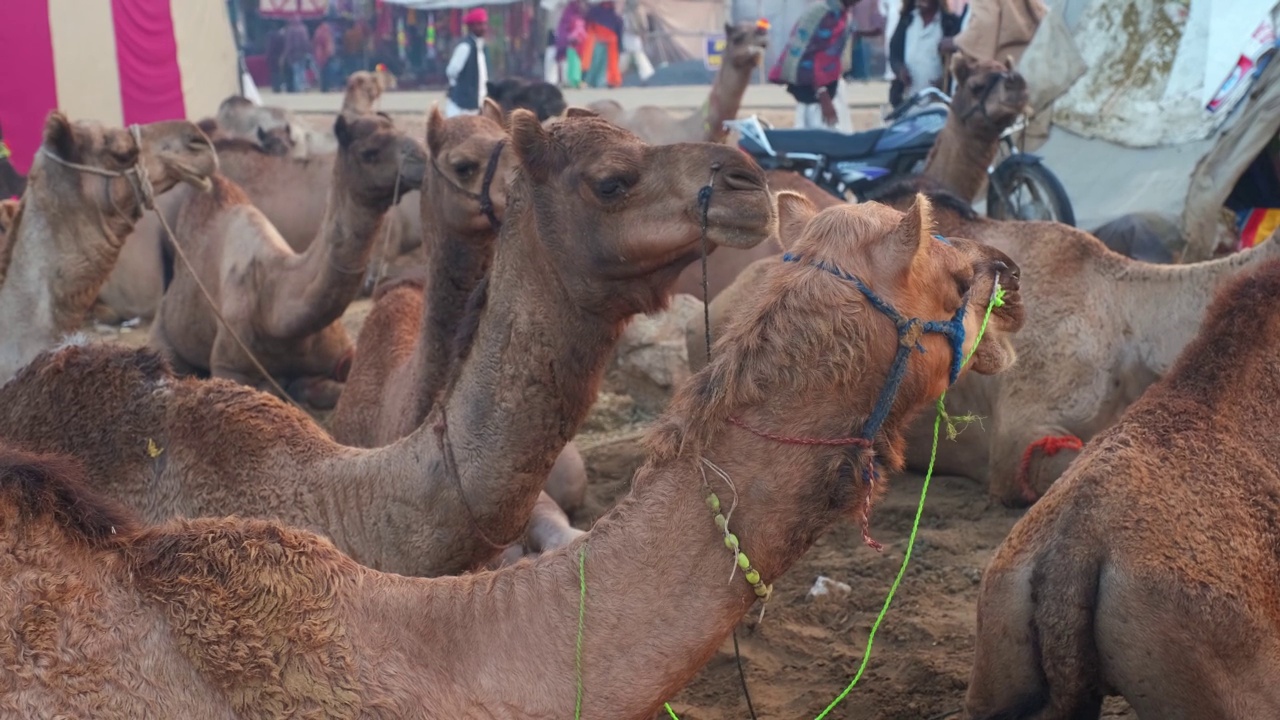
581, 1, 624, 89
848, 0, 886, 81
313, 19, 337, 91
265, 24, 287, 92
283, 15, 313, 92
618, 0, 655, 86
888, 0, 960, 107
445, 8, 490, 117
768, 0, 861, 132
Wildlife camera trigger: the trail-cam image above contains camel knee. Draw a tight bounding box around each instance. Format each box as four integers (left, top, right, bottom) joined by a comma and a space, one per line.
989, 426, 1081, 507
546, 443, 588, 517
525, 491, 584, 553
288, 376, 345, 410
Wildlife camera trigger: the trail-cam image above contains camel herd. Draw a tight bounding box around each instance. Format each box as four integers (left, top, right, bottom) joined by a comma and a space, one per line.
0, 24, 1278, 719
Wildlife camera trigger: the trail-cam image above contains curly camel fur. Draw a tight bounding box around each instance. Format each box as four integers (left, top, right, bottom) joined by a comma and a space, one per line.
590, 21, 768, 145
0, 192, 1024, 718
967, 258, 1280, 720
330, 103, 588, 528
147, 113, 426, 408
0, 112, 217, 384
0, 110, 778, 578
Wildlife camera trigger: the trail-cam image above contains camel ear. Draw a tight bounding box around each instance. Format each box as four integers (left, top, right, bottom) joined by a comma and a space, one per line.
511, 108, 556, 182
485, 81, 502, 99
426, 105, 447, 158
481, 97, 507, 128
43, 111, 77, 161
724, 22, 735, 38
774, 191, 817, 250
950, 54, 970, 84
887, 194, 934, 269
1004, 55, 1015, 73
564, 106, 599, 119
334, 112, 356, 149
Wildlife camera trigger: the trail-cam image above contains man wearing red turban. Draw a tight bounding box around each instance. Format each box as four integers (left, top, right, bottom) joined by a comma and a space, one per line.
446, 7, 491, 117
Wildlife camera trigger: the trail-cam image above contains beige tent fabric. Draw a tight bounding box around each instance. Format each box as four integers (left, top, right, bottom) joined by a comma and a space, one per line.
171, 0, 240, 119
633, 0, 727, 61
49, 0, 124, 126
954, 0, 1048, 66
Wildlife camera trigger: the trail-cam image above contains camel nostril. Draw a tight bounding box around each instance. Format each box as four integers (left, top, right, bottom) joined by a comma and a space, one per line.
721, 167, 764, 192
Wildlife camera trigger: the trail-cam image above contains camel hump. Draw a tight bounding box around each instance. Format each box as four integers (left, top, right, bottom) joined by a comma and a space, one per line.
0, 444, 137, 546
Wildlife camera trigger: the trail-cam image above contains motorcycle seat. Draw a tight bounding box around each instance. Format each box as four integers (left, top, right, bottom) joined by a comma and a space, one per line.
763, 127, 885, 159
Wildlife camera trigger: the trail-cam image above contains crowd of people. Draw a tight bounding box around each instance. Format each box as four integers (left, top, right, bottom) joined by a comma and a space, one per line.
263, 14, 384, 93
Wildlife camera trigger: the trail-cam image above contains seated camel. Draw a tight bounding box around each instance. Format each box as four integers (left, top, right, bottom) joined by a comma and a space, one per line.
0, 191, 1025, 717
0, 109, 779, 579
590, 20, 768, 145
696, 180, 1280, 505
148, 112, 427, 409
0, 112, 217, 383
487, 77, 568, 121
967, 259, 1280, 719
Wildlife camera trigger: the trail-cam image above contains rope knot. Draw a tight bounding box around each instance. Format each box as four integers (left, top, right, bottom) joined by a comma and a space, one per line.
898, 318, 924, 348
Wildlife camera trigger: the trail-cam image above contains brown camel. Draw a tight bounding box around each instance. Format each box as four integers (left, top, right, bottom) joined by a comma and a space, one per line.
590, 21, 768, 145
342, 68, 396, 114
148, 113, 426, 409
693, 180, 1280, 506
0, 110, 778, 578
967, 258, 1280, 720
0, 191, 1025, 718
330, 103, 590, 538
0, 112, 217, 383
918, 55, 1028, 203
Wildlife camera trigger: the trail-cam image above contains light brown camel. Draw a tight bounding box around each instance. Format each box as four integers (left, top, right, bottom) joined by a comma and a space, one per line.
148, 113, 426, 409
342, 68, 396, 114
0, 110, 778, 578
0, 192, 1025, 718
590, 21, 768, 145
0, 112, 217, 383
693, 181, 1280, 507
967, 259, 1280, 720
330, 102, 589, 535
917, 55, 1028, 203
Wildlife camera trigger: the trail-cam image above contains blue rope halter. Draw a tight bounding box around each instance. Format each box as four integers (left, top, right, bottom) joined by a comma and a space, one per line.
782, 246, 969, 444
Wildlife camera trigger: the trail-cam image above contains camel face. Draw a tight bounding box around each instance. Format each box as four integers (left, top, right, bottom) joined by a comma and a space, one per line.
512, 109, 775, 313
332, 112, 427, 209
951, 56, 1029, 133
425, 105, 517, 235
39, 113, 218, 214
725, 20, 769, 69
342, 70, 393, 114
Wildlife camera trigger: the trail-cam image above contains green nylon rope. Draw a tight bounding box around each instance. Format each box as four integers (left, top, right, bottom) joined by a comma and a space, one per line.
575, 284, 1006, 720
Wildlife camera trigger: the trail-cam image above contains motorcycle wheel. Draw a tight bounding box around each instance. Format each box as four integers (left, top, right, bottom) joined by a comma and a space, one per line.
987, 160, 1075, 226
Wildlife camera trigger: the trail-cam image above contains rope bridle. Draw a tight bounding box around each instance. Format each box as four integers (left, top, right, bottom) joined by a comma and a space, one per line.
959, 71, 1011, 124
42, 125, 303, 408
430, 139, 506, 232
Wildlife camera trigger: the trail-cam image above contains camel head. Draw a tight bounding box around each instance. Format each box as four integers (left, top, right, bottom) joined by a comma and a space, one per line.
725, 20, 769, 69
658, 191, 1024, 467
342, 70, 390, 114
36, 112, 217, 222
332, 111, 428, 211
949, 55, 1029, 134
509, 107, 776, 319
425, 99, 519, 235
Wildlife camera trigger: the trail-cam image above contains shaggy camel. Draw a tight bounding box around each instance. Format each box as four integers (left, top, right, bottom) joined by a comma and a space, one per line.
0, 192, 1025, 718
149, 113, 427, 409
967, 259, 1280, 720
590, 21, 768, 145
916, 56, 1028, 203
691, 180, 1280, 506
330, 103, 588, 533
487, 77, 569, 121
0, 110, 778, 578
0, 112, 217, 383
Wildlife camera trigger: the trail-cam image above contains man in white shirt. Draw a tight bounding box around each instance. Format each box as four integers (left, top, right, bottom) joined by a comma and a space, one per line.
445, 8, 490, 118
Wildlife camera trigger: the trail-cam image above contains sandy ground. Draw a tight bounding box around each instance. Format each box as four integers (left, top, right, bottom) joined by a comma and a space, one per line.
84, 84, 1139, 719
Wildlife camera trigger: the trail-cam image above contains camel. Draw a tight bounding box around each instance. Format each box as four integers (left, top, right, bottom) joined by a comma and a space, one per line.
331, 103, 593, 537
148, 112, 427, 408
0, 109, 778, 578
342, 68, 397, 114
967, 259, 1280, 720
916, 55, 1028, 203
0, 112, 217, 383
0, 121, 25, 199
0, 192, 1025, 718
690, 180, 1280, 506
590, 21, 768, 145
487, 77, 569, 121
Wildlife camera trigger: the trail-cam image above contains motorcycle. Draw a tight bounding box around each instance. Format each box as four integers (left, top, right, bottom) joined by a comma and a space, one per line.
727, 87, 1075, 226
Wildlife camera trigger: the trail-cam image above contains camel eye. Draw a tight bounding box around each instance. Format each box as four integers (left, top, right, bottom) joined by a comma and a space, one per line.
953, 272, 974, 298
594, 177, 629, 201
453, 161, 479, 179
360, 148, 382, 163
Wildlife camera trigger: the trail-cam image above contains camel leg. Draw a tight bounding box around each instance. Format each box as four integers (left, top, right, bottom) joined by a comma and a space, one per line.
147, 313, 203, 377
286, 376, 346, 410
524, 491, 584, 553
546, 442, 588, 517
988, 420, 1082, 506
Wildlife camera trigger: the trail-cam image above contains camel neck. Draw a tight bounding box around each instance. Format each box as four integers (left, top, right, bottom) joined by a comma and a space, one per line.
922, 119, 1004, 203
694, 61, 756, 142
371, 421, 855, 716
0, 168, 134, 379
408, 188, 498, 425
278, 171, 388, 334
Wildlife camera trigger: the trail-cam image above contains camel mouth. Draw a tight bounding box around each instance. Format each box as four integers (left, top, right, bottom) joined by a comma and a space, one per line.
160, 151, 218, 193
702, 194, 777, 249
